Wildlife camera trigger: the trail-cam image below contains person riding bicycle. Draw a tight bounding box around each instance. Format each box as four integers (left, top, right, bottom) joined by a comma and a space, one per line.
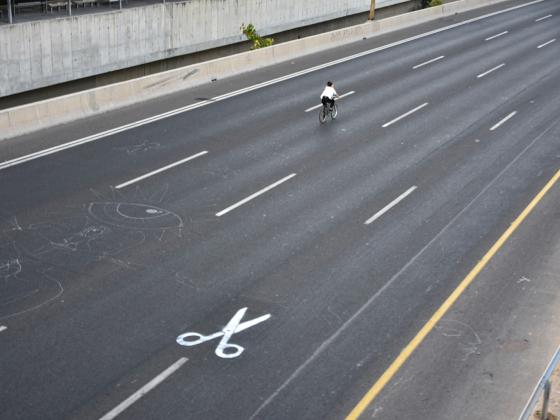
320, 81, 338, 109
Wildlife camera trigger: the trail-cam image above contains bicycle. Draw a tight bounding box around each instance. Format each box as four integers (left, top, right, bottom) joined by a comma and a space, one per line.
319, 99, 338, 124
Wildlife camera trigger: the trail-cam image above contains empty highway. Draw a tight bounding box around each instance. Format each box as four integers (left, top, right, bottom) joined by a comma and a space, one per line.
1, 0, 559, 419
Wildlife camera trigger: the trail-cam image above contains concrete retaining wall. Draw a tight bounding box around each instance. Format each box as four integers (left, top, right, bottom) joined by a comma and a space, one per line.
0, 0, 512, 141
0, 0, 408, 97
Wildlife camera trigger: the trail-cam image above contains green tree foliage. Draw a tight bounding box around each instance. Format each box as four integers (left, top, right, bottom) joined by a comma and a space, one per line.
241, 23, 274, 50
421, 0, 442, 7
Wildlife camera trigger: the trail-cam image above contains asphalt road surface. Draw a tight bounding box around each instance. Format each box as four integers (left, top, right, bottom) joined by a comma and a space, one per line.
1, 1, 560, 419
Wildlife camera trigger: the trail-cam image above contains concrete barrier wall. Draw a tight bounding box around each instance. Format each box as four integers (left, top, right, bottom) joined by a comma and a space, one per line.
0, 0, 409, 97
0, 0, 512, 141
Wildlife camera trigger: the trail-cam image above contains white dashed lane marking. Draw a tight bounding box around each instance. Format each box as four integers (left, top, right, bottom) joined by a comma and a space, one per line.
115, 151, 208, 189
365, 186, 418, 225
413, 55, 445, 69
537, 39, 556, 49
490, 111, 517, 131
382, 103, 428, 128
99, 358, 188, 420
477, 63, 505, 79
485, 31, 508, 41
305, 91, 355, 112
216, 173, 297, 217
535, 14, 552, 22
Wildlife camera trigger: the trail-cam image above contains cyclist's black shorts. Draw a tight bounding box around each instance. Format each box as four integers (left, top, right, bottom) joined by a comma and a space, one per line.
322, 96, 335, 107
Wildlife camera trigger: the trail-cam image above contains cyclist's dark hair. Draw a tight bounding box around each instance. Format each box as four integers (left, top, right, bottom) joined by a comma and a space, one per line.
327, 81, 333, 86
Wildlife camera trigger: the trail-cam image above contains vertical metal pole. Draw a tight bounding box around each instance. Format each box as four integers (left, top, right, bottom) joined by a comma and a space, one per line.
7, 0, 13, 23
68, 0, 72, 15
118, 0, 122, 8
540, 380, 551, 420
368, 0, 375, 20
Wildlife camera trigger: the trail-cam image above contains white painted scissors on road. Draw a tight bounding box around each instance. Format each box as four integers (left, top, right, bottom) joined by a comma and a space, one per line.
176, 307, 271, 358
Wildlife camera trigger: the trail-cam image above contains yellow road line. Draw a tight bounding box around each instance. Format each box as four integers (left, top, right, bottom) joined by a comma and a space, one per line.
346, 168, 560, 420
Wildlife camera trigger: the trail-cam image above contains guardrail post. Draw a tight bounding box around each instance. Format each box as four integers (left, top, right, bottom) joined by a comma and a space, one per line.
7, 0, 13, 23
520, 346, 560, 420
540, 380, 551, 420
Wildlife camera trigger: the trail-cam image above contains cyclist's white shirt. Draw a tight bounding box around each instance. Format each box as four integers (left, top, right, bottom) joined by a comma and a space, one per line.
320, 86, 337, 99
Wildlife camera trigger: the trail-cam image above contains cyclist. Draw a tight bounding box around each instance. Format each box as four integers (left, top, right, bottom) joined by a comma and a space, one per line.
320, 81, 338, 109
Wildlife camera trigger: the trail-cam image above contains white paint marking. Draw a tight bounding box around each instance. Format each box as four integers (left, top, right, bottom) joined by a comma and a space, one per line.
99, 357, 188, 420
537, 39, 556, 49
382, 103, 428, 128
477, 63, 505, 78
364, 186, 417, 225
485, 30, 508, 41
176, 307, 271, 359
412, 55, 445, 69
115, 150, 207, 189
216, 173, 296, 217
304, 91, 355, 112
0, 0, 544, 171
535, 14, 552, 22
490, 111, 517, 131
0, 326, 7, 333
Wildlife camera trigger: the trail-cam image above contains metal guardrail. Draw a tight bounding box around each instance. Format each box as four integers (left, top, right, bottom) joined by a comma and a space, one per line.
520, 345, 560, 420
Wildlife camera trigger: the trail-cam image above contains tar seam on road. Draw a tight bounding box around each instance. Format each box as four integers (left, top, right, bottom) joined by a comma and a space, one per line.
216, 173, 296, 217
249, 115, 560, 420
305, 91, 356, 112
535, 14, 552, 21
364, 186, 417, 225
412, 55, 445, 69
490, 111, 517, 131
0, 0, 544, 171
485, 30, 508, 41
99, 357, 188, 420
477, 63, 505, 78
115, 150, 208, 189
537, 38, 556, 48
382, 103, 428, 128
345, 118, 560, 420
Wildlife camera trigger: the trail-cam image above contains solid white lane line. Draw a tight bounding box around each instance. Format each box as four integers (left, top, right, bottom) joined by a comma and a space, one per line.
477, 63, 505, 78
0, 0, 544, 171
115, 151, 208, 189
364, 186, 417, 225
485, 30, 508, 41
382, 103, 428, 128
412, 55, 445, 69
0, 326, 7, 333
99, 357, 188, 420
490, 111, 517, 131
537, 39, 556, 48
216, 173, 296, 217
305, 91, 355, 112
535, 14, 552, 22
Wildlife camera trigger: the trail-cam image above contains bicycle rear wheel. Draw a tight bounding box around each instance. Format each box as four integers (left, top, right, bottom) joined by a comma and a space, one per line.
319, 106, 328, 123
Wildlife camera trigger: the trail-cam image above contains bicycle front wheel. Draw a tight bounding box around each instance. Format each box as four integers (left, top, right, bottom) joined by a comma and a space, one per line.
331, 104, 338, 120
